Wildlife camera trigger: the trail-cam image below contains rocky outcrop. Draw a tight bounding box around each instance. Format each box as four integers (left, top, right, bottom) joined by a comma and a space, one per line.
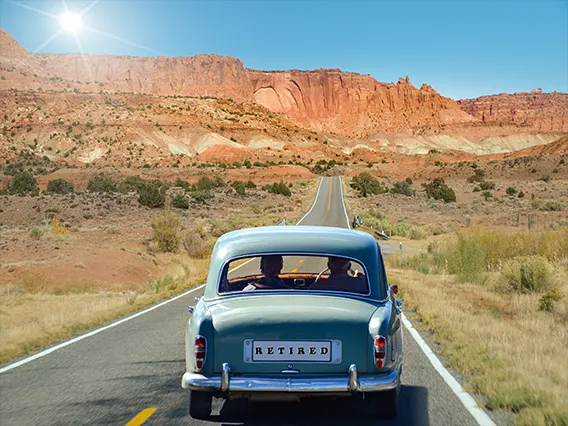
458, 91, 568, 132
0, 29, 28, 58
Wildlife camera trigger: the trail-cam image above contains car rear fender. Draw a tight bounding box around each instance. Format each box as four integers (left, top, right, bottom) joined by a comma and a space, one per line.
186, 300, 214, 376
367, 301, 402, 372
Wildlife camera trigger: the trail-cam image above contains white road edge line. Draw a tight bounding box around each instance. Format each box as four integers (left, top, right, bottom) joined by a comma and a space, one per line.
338, 177, 351, 230
401, 314, 496, 426
1, 178, 326, 373
339, 176, 495, 426
296, 177, 324, 225
0, 284, 206, 374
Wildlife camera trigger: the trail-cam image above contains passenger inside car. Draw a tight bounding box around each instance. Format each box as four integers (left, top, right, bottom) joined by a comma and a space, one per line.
243, 255, 287, 290
310, 256, 367, 293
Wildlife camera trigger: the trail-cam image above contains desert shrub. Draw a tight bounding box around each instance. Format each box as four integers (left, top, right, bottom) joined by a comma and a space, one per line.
473, 186, 481, 192
423, 178, 456, 203
518, 191, 525, 198
245, 180, 256, 189
138, 182, 166, 208
391, 181, 414, 196
233, 182, 246, 196
183, 230, 211, 258
29, 227, 44, 240
46, 178, 74, 195
171, 194, 189, 209
87, 176, 117, 193
506, 187, 517, 196
479, 181, 496, 190
539, 288, 564, 312
151, 210, 181, 252
173, 179, 190, 190
409, 225, 428, 240
499, 256, 559, 293
350, 172, 388, 197
467, 169, 485, 183
540, 200, 562, 211
405, 177, 413, 185
368, 207, 385, 220
263, 182, 291, 197
119, 176, 146, 193
483, 191, 492, 200
448, 235, 486, 283
51, 217, 68, 239
190, 189, 213, 204
10, 171, 38, 195
539, 175, 551, 183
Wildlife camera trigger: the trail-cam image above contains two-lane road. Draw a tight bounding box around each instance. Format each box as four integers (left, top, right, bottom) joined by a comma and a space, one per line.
0, 176, 490, 425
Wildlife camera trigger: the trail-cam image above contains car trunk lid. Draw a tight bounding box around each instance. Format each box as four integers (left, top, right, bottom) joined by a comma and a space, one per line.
209, 294, 378, 374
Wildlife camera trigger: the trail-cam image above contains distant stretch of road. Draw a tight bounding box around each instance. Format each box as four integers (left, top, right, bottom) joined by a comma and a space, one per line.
0, 176, 488, 426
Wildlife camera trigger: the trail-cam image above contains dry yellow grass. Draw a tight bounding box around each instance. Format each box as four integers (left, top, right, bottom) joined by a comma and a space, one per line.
0, 256, 209, 365
389, 268, 568, 426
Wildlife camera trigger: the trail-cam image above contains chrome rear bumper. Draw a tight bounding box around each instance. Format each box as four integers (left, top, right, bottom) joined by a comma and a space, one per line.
181, 363, 399, 393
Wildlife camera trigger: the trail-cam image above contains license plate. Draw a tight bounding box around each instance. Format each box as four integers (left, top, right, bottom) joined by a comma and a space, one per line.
251, 340, 332, 362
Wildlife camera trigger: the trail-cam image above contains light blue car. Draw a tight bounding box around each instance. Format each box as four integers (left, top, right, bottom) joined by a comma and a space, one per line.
182, 225, 403, 419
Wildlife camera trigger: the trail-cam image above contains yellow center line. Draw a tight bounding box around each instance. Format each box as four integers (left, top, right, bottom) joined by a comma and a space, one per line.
299, 260, 304, 263
321, 178, 334, 225
125, 408, 157, 426
291, 268, 298, 273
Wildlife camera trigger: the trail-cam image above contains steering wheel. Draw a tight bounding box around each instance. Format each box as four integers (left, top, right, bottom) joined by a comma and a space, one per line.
313, 267, 330, 284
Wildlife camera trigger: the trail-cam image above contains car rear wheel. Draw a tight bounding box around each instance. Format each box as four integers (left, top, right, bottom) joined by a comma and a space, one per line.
372, 382, 400, 419
189, 390, 212, 419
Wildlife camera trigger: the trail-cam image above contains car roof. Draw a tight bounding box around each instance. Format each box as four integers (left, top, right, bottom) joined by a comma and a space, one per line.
203, 226, 387, 301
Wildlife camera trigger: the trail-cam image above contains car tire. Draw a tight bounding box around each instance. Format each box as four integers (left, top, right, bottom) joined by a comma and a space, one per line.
373, 382, 400, 419
189, 390, 212, 419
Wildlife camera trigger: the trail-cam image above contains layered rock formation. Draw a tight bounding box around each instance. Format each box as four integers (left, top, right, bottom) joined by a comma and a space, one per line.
458, 91, 568, 132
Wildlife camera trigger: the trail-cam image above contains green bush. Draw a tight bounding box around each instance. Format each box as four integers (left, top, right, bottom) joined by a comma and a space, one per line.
138, 182, 166, 208
423, 178, 456, 203
87, 176, 117, 193
171, 194, 189, 209
263, 182, 291, 197
190, 189, 213, 204
506, 187, 517, 196
46, 178, 74, 195
119, 176, 146, 193
350, 172, 388, 197
499, 256, 559, 293
10, 171, 38, 195
151, 210, 181, 252
391, 181, 414, 196
467, 169, 485, 183
29, 227, 44, 240
173, 179, 190, 190
539, 288, 564, 312
540, 200, 562, 211
480, 181, 496, 190
245, 180, 256, 189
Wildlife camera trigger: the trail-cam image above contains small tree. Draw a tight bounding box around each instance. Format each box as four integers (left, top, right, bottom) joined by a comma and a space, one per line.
423, 178, 456, 203
139, 182, 165, 208
391, 181, 414, 196
10, 171, 38, 195
350, 172, 387, 197
47, 178, 74, 194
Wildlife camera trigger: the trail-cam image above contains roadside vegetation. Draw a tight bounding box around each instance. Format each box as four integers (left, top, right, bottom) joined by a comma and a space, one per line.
390, 227, 568, 425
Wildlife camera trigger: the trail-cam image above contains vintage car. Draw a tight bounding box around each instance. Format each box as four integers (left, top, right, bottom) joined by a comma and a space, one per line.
182, 225, 403, 419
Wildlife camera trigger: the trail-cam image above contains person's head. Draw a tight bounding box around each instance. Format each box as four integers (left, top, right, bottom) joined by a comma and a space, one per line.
260, 255, 284, 279
328, 257, 351, 276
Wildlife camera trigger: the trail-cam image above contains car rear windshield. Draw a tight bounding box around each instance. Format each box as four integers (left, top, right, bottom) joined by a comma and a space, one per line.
218, 255, 369, 295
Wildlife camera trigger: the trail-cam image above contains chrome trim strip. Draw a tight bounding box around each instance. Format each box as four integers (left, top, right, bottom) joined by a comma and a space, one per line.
221, 363, 230, 392
348, 364, 358, 392
181, 370, 399, 393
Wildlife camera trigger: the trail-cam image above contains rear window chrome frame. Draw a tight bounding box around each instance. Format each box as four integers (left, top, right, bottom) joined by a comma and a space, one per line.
216, 252, 373, 298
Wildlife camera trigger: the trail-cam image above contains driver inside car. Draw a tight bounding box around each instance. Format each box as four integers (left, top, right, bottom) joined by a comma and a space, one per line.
243, 255, 286, 291
310, 256, 367, 293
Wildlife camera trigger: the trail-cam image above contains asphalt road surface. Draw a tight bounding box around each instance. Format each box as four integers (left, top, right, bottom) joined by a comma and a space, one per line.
0, 176, 486, 426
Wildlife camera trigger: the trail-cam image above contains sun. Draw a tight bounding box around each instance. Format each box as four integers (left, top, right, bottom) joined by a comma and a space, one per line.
59, 12, 83, 33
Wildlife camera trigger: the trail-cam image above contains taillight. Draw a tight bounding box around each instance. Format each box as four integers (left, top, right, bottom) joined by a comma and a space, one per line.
374, 336, 386, 368
194, 336, 206, 371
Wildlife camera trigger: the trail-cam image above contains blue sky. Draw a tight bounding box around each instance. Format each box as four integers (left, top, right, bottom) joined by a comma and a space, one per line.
1, 0, 566, 99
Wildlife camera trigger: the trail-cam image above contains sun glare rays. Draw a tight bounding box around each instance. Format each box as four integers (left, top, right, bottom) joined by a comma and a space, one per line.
8, 0, 160, 57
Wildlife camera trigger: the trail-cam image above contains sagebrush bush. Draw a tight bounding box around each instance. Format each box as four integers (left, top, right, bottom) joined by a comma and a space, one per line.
29, 227, 44, 240
539, 288, 564, 312
151, 210, 181, 252
190, 189, 213, 204
540, 200, 562, 211
138, 182, 165, 208
46, 178, 74, 194
423, 178, 456, 203
263, 182, 291, 197
183, 229, 212, 258
391, 181, 414, 196
499, 256, 559, 293
171, 194, 189, 209
87, 176, 117, 193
